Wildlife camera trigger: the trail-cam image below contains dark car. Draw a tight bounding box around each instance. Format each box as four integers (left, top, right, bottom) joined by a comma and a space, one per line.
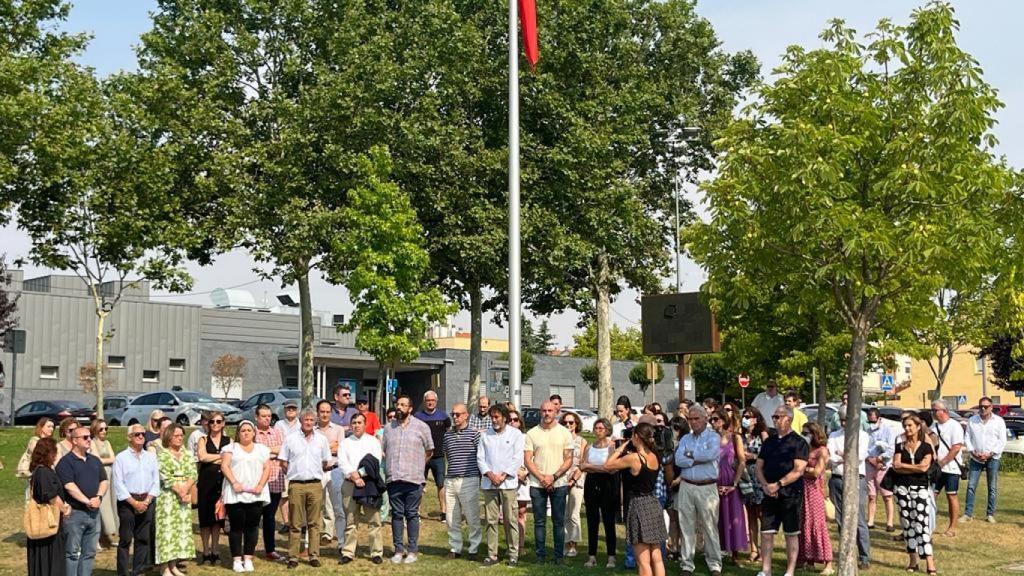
14, 400, 96, 426
521, 408, 542, 429
876, 406, 906, 422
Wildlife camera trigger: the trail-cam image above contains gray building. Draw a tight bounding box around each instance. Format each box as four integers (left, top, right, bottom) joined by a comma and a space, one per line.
1, 271, 690, 416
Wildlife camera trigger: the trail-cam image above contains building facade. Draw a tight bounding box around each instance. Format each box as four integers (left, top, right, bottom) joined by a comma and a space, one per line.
1, 272, 691, 416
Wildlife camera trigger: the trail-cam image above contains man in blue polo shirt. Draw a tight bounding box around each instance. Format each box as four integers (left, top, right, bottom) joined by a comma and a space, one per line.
414, 390, 451, 521
57, 423, 110, 576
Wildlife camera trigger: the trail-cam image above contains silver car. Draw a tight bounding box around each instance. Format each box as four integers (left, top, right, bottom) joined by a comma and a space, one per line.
227, 389, 302, 425
96, 394, 136, 425
122, 390, 241, 426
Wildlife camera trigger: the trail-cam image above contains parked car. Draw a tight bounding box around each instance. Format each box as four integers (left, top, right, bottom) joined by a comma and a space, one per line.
561, 407, 599, 433
969, 404, 1024, 418
227, 389, 302, 425
14, 400, 96, 426
121, 390, 241, 426
801, 403, 896, 435
1002, 418, 1024, 455
521, 408, 542, 429
94, 394, 136, 425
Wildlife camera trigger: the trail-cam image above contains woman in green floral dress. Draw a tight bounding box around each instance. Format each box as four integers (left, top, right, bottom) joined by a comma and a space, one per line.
156, 424, 197, 576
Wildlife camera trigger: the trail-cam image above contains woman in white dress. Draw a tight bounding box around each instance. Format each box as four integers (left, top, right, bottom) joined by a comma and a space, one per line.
220, 421, 271, 573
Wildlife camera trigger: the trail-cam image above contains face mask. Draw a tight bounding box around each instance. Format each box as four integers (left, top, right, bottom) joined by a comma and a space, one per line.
803, 434, 812, 444
741, 417, 753, 429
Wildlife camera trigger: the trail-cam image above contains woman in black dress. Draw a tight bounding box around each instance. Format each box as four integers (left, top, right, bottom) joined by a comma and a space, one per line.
604, 422, 667, 576
893, 414, 937, 575
27, 437, 70, 576
196, 411, 231, 564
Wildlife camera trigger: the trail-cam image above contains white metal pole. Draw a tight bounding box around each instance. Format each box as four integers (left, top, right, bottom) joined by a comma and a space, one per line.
674, 176, 682, 292
508, 0, 522, 411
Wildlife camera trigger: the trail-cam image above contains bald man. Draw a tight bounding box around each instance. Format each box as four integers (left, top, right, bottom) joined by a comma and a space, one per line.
442, 403, 482, 558
414, 390, 451, 521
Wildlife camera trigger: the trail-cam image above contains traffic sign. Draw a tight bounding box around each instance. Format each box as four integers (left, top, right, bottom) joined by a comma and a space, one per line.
738, 373, 750, 388
957, 395, 968, 405
880, 373, 895, 392
1015, 390, 1024, 398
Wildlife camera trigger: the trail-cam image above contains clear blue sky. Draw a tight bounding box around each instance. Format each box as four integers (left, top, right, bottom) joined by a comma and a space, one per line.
5, 0, 1022, 346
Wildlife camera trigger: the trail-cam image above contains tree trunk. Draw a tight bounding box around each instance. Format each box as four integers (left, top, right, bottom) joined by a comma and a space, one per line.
817, 362, 827, 428
94, 309, 107, 420
297, 269, 315, 409
595, 254, 613, 421
930, 344, 954, 401
838, 324, 870, 576
467, 283, 483, 410
376, 360, 387, 414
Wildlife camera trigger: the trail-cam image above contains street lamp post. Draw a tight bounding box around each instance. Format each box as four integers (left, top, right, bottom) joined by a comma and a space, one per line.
669, 127, 699, 294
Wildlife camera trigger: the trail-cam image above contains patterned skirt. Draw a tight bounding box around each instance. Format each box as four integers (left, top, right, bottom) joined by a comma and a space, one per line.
626, 494, 668, 545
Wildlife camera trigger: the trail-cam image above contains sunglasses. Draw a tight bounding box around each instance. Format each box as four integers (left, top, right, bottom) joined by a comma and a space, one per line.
77, 434, 92, 441
772, 415, 784, 420
980, 405, 993, 409
563, 421, 576, 426
340, 393, 351, 397
724, 408, 733, 412
452, 412, 467, 417
710, 417, 722, 422
211, 419, 224, 424
129, 431, 146, 438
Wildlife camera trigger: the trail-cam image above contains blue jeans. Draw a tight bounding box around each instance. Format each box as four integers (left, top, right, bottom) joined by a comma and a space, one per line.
965, 458, 1000, 518
828, 475, 871, 564
65, 509, 100, 576
530, 486, 568, 561
388, 482, 423, 554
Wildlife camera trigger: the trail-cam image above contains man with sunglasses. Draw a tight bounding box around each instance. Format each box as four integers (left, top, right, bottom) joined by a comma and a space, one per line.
57, 422, 110, 576
442, 403, 482, 559
963, 396, 1006, 523
755, 407, 808, 576
112, 424, 160, 576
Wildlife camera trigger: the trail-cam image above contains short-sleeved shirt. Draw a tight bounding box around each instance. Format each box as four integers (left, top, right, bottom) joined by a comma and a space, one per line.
278, 431, 331, 482
758, 431, 809, 497
56, 451, 108, 511
895, 441, 934, 487
931, 419, 965, 475
330, 405, 361, 428
255, 425, 286, 493
524, 423, 573, 488
443, 426, 481, 477
414, 409, 451, 459
221, 443, 271, 504
382, 417, 434, 485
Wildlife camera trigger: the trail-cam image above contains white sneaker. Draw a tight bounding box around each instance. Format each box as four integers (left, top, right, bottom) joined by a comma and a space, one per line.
756, 572, 772, 576
987, 515, 996, 523
390, 553, 405, 564
243, 559, 254, 572
403, 553, 419, 564
960, 514, 973, 522
233, 559, 245, 573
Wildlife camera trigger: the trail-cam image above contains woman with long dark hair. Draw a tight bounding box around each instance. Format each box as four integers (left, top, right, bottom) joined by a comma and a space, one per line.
27, 437, 70, 576
893, 415, 937, 575
580, 418, 618, 568
740, 406, 770, 562
604, 423, 666, 576
797, 422, 833, 574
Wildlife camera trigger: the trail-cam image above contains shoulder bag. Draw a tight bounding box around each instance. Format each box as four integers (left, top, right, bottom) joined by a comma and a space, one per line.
23, 482, 60, 540
935, 426, 968, 481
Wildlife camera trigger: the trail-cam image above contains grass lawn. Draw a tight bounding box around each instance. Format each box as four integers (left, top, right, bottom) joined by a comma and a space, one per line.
0, 426, 1020, 575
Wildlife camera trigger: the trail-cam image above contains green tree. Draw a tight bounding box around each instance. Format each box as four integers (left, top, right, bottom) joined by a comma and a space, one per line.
687, 5, 1014, 573
135, 1, 433, 408
580, 363, 599, 391
690, 354, 734, 400
522, 0, 757, 420
0, 0, 86, 220
499, 351, 536, 384
571, 322, 645, 361
12, 70, 196, 418
533, 320, 556, 355
913, 286, 997, 399
0, 255, 18, 335
979, 331, 1024, 393
628, 362, 664, 401
334, 151, 456, 412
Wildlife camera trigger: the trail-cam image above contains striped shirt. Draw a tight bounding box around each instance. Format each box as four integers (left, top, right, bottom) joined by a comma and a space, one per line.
444, 426, 481, 477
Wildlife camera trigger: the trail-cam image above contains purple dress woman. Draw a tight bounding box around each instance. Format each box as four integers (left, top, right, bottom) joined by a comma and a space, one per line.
718, 434, 749, 554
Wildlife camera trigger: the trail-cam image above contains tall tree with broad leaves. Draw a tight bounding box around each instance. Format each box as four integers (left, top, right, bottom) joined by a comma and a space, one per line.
0, 0, 87, 221
0, 255, 18, 336
135, 0, 436, 408
520, 0, 758, 420
687, 4, 1016, 573
11, 70, 197, 418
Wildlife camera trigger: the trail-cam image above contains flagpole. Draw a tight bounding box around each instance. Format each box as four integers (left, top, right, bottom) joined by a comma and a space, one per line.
508, 0, 522, 411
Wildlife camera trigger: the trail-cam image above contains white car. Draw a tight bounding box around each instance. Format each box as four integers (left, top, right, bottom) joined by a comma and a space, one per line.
561, 407, 599, 433
122, 390, 241, 426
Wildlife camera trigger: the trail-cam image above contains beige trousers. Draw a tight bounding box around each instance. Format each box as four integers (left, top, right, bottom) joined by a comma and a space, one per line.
341, 479, 383, 559
675, 481, 722, 572
288, 481, 323, 559
482, 488, 520, 561
565, 484, 584, 542
444, 476, 482, 554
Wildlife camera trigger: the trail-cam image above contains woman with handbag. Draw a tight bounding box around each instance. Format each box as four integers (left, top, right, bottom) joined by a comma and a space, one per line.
893, 414, 937, 575
156, 424, 197, 576
197, 411, 231, 565
18, 418, 55, 483
27, 437, 71, 576
739, 407, 769, 563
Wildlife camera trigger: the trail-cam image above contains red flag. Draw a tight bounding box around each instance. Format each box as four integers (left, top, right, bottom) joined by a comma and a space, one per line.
519, 0, 539, 69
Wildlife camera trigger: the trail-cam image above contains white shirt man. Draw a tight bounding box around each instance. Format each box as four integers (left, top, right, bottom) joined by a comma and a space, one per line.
276, 402, 301, 437
751, 381, 784, 428
476, 405, 524, 566
931, 401, 965, 535
278, 409, 331, 568
826, 419, 871, 568
337, 413, 384, 564
963, 398, 1006, 522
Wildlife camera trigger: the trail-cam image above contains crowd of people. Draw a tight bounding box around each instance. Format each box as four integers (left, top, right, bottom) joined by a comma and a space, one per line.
16, 383, 1007, 576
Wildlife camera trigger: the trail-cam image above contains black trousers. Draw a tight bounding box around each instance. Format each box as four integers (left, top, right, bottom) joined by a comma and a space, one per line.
227, 502, 263, 557
261, 492, 282, 554
584, 473, 618, 557
117, 500, 154, 576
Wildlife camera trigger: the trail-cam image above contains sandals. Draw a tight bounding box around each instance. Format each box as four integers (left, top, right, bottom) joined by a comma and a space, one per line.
942, 529, 956, 537
907, 563, 919, 573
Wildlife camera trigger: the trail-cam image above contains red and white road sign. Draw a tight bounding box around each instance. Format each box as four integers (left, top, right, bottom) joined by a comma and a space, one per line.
738, 373, 750, 388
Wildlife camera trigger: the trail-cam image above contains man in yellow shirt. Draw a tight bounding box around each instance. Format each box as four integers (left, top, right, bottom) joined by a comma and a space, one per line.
524, 401, 573, 565
785, 391, 808, 437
